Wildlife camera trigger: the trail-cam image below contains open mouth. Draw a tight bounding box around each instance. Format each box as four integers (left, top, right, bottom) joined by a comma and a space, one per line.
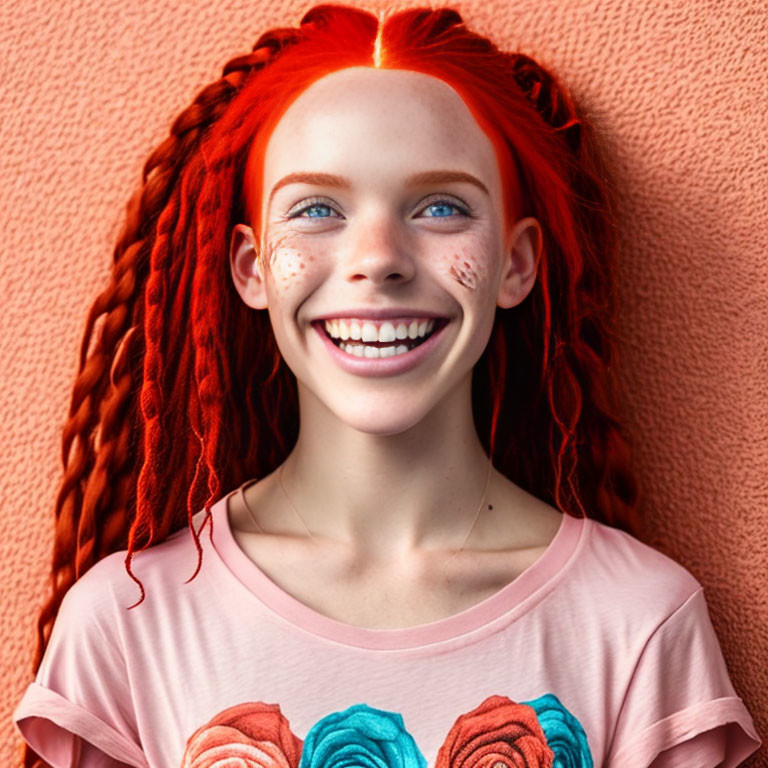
318, 319, 448, 358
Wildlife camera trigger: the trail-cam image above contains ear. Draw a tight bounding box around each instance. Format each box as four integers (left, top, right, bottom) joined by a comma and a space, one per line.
229, 224, 268, 310
497, 217, 542, 309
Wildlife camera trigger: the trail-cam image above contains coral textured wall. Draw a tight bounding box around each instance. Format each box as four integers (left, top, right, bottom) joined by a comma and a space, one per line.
1, 0, 765, 763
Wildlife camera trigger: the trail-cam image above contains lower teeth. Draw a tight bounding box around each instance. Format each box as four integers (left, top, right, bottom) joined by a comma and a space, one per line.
339, 342, 413, 358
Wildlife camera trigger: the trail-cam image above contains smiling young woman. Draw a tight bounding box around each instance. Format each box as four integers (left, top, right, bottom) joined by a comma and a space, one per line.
222, 63, 562, 627
13, 5, 761, 768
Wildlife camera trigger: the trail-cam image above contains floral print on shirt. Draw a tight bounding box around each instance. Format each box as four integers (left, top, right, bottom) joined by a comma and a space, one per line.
180, 693, 593, 768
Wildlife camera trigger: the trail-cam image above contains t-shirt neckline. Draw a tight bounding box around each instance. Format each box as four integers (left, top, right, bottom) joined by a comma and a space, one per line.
206, 482, 586, 651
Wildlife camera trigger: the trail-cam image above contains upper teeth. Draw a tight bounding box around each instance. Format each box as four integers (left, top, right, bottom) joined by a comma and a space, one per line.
324, 318, 436, 343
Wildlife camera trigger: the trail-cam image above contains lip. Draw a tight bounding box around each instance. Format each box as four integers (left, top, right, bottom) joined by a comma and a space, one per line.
312, 319, 450, 377
312, 308, 448, 321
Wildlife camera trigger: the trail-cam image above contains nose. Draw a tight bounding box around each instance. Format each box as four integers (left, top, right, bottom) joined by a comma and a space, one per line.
340, 214, 416, 285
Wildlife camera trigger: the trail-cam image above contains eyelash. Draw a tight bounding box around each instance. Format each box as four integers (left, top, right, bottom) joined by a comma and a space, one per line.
284, 194, 474, 221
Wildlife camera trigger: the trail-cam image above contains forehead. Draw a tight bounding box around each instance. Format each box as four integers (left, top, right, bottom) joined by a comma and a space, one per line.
261, 66, 500, 199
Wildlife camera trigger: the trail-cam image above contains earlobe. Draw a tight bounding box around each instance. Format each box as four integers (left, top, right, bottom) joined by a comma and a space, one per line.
229, 223, 268, 310
497, 217, 542, 309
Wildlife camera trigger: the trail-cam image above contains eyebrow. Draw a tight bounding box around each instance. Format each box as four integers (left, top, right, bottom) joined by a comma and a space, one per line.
267, 170, 490, 209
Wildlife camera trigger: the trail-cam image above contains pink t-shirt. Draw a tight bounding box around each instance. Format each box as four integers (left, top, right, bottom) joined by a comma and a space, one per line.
13, 482, 762, 768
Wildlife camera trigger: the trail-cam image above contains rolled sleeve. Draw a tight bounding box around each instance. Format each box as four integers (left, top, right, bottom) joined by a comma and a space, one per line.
606, 588, 761, 767
13, 683, 148, 768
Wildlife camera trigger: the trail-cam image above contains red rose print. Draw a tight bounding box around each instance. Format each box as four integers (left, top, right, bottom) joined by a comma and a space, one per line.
181, 701, 303, 768
434, 694, 554, 768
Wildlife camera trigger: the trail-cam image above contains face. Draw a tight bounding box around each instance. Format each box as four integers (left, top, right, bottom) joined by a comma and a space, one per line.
230, 66, 540, 436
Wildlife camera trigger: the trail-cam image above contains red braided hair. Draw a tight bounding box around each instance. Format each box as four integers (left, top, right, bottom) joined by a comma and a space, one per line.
24, 6, 640, 765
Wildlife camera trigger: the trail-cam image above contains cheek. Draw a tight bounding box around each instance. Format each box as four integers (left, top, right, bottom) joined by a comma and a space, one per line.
433, 245, 490, 292
262, 233, 315, 292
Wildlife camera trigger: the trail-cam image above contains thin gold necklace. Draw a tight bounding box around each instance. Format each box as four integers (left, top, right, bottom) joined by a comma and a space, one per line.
240, 454, 494, 570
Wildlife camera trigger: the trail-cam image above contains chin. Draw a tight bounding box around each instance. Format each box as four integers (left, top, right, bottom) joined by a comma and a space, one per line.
327, 397, 436, 437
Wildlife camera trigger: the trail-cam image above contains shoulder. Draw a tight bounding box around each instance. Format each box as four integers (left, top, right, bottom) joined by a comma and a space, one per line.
572, 516, 703, 624
61, 507, 214, 620
588, 520, 763, 766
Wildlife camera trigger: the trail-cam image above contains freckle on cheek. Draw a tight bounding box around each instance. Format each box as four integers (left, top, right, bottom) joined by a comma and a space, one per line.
263, 235, 310, 289
443, 250, 483, 291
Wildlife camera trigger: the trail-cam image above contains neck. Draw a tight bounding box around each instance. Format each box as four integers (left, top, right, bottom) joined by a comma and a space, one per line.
277, 373, 500, 561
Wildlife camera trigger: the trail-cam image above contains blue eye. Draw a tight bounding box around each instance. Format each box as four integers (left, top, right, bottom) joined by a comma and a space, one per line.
291, 201, 339, 219
422, 201, 462, 218
304, 204, 331, 218
419, 196, 472, 219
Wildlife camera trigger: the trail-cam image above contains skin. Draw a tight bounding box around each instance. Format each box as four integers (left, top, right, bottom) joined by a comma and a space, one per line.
228, 67, 561, 612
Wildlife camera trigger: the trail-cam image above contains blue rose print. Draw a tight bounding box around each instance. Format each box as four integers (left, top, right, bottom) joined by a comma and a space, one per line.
522, 693, 593, 768
298, 703, 428, 768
